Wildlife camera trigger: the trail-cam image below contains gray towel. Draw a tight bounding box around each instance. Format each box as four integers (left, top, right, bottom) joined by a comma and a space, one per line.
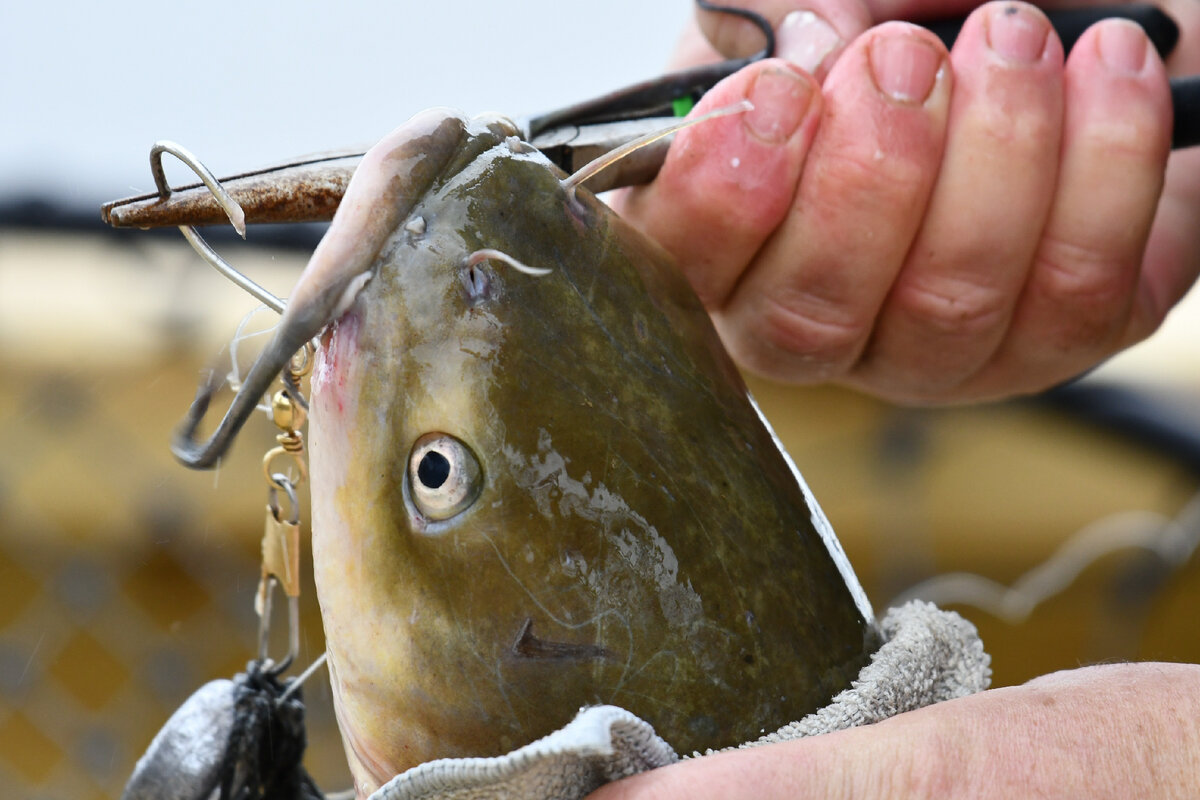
372, 601, 990, 800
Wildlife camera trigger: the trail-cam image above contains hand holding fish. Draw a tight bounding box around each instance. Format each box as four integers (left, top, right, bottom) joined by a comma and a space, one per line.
612, 0, 1200, 403
588, 662, 1200, 799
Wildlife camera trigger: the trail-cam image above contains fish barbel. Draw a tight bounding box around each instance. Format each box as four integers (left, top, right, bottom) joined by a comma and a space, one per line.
290, 108, 880, 797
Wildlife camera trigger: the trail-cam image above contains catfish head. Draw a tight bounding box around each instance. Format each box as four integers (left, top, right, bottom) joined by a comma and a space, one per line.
268, 109, 880, 797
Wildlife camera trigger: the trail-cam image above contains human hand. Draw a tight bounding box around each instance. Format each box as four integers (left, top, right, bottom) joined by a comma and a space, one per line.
610, 0, 1200, 403
587, 662, 1200, 799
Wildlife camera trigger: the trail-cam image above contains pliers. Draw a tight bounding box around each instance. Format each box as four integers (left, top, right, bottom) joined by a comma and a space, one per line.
101, 3, 1200, 232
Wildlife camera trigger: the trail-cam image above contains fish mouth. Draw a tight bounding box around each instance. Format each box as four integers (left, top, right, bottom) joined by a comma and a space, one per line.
509, 618, 617, 662
326, 653, 400, 796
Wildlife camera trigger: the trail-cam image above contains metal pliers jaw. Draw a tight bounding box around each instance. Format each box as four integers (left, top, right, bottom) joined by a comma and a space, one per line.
101, 1, 1195, 232
97, 2, 1198, 469
98, 116, 684, 232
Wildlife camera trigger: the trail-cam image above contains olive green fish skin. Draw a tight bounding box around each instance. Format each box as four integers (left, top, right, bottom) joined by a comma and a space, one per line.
308, 112, 879, 795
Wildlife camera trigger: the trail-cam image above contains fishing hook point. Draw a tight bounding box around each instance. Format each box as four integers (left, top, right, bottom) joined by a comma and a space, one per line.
149, 141, 286, 314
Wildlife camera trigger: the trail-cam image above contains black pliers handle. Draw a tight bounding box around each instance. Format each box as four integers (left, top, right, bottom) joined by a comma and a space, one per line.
527, 2, 1196, 167
102, 3, 1197, 230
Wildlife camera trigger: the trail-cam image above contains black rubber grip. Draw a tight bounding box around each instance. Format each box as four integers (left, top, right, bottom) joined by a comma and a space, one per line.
1172, 75, 1200, 149
924, 5, 1197, 149
923, 4, 1179, 59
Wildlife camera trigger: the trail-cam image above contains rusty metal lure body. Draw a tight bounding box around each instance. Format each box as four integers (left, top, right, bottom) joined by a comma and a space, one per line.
98, 4, 1196, 237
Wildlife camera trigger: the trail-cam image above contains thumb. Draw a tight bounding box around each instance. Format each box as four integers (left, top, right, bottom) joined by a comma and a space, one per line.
693, 0, 872, 81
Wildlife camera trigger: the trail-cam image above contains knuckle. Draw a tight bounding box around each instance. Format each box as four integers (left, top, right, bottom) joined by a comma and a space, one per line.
658, 149, 795, 250
1071, 78, 1170, 162
693, 178, 790, 244
891, 273, 1013, 340
1031, 235, 1136, 344
1034, 235, 1135, 312
755, 291, 871, 375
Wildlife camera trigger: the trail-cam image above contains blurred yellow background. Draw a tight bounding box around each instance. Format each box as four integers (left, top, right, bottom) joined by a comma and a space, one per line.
1, 229, 1198, 799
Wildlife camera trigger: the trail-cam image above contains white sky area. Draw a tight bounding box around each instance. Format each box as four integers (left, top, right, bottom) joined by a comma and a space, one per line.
3, 0, 1199, 384
0, 1, 691, 206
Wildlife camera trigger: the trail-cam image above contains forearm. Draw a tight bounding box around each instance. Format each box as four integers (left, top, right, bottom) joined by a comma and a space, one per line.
907, 662, 1200, 797
590, 662, 1200, 799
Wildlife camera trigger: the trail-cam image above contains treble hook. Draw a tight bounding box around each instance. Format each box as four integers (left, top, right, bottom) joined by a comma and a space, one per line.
150, 141, 286, 315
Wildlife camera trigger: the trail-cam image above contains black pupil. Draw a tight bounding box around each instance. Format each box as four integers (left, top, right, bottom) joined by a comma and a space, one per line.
417, 450, 452, 489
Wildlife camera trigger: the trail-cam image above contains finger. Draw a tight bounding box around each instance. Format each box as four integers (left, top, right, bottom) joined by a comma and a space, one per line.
715, 23, 952, 382
1162, 0, 1200, 75
695, 0, 872, 80
1128, 0, 1200, 340
972, 18, 1172, 398
851, 2, 1065, 400
863, 0, 1138, 27
611, 60, 822, 307
1128, 152, 1200, 343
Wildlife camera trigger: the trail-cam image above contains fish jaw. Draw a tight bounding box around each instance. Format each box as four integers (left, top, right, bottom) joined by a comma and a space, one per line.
310, 316, 380, 793
311, 316, 479, 793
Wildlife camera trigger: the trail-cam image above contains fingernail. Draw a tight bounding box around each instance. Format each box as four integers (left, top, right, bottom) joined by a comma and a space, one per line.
1097, 20, 1148, 75
777, 10, 841, 76
869, 31, 943, 104
987, 3, 1049, 64
745, 66, 814, 144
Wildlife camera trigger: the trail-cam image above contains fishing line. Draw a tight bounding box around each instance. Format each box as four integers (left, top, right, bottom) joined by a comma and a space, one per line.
893, 490, 1200, 623
477, 529, 637, 694
279, 651, 329, 704
227, 304, 281, 408
563, 100, 753, 194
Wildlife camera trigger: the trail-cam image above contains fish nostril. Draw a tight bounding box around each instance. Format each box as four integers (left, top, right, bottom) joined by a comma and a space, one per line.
418, 451, 451, 489
460, 264, 491, 304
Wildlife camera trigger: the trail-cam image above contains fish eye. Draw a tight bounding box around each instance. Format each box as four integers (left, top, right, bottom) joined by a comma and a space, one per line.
407, 433, 483, 521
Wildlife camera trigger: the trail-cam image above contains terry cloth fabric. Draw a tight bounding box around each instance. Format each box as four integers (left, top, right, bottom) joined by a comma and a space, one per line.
371, 602, 990, 800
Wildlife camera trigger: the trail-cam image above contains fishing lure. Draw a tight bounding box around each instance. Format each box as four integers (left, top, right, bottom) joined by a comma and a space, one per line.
121, 661, 322, 800
120, 337, 329, 800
